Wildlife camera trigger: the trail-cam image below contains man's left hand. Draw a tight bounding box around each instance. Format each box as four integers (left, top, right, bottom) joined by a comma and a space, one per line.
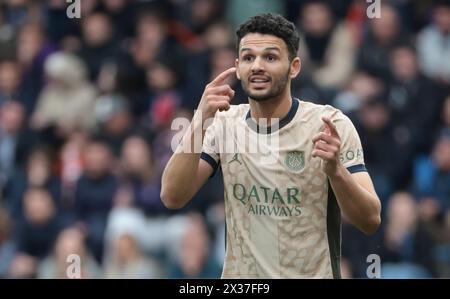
312, 116, 342, 177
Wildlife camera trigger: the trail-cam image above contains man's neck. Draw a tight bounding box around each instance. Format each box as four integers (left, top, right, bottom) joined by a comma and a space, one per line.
248, 91, 293, 125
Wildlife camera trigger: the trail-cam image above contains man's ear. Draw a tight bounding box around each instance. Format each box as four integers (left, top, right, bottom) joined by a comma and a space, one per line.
235, 58, 241, 80
290, 57, 301, 78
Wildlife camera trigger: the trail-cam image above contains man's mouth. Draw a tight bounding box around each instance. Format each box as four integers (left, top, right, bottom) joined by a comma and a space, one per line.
249, 76, 270, 88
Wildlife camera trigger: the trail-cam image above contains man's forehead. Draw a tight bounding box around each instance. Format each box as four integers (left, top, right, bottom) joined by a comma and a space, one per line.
239, 33, 286, 51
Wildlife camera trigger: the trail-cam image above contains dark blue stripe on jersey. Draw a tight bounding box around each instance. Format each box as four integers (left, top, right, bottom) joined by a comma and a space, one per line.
245, 97, 299, 134
347, 164, 367, 173
326, 180, 342, 279
201, 152, 219, 177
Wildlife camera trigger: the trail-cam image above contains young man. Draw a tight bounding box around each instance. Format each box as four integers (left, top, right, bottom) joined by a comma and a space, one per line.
161, 13, 381, 278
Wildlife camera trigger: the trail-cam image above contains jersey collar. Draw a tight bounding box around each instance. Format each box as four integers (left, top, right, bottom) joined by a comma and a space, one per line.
245, 98, 299, 134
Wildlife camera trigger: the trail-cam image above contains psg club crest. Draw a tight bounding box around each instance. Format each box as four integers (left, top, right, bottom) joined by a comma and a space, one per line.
285, 151, 305, 172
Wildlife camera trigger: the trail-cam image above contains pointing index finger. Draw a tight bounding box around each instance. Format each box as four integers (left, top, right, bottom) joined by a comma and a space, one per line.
210, 67, 236, 86
322, 116, 339, 137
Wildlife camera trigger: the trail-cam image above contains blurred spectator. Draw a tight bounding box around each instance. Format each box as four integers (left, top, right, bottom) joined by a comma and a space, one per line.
2, 0, 30, 29
45, 0, 80, 43
131, 11, 170, 70
344, 0, 370, 47
31, 52, 97, 137
78, 12, 121, 81
8, 252, 37, 278
104, 232, 162, 279
202, 22, 233, 50
352, 96, 415, 200
0, 5, 15, 58
439, 95, 450, 130
0, 100, 37, 190
119, 135, 163, 215
414, 129, 450, 212
14, 187, 64, 260
357, 4, 409, 79
167, 213, 222, 278
445, 94, 450, 119
117, 10, 184, 115
417, 1, 450, 85
37, 226, 102, 278
16, 22, 57, 115
143, 58, 183, 131
378, 192, 434, 278
333, 71, 384, 114
297, 0, 356, 92
185, 0, 224, 35
0, 60, 21, 104
0, 207, 16, 278
59, 130, 87, 207
151, 108, 196, 182
101, 0, 135, 40
387, 44, 443, 154
105, 205, 188, 268
80, 0, 100, 17
3, 145, 60, 221
94, 94, 137, 156
74, 139, 118, 263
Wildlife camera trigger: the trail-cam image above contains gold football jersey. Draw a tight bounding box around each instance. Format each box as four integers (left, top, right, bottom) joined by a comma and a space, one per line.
201, 98, 365, 278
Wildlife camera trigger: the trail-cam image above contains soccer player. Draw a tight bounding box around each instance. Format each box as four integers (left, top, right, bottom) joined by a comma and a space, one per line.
161, 13, 381, 278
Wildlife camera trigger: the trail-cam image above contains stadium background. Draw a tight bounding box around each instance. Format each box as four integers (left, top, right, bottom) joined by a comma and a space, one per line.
0, 0, 449, 279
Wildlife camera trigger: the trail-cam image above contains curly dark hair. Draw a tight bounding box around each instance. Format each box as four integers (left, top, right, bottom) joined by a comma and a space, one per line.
236, 13, 300, 62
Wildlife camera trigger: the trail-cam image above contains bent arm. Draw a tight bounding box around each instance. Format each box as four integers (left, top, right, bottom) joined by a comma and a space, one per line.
161, 67, 236, 209
329, 166, 381, 235
160, 121, 214, 209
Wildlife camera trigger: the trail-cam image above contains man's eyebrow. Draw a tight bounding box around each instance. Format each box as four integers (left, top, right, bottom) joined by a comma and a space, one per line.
240, 47, 281, 53
264, 47, 281, 52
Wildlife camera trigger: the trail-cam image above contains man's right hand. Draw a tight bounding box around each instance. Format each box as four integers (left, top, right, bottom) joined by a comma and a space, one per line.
197, 67, 236, 122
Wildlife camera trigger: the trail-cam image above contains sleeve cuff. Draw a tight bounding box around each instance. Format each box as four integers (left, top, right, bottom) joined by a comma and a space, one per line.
201, 152, 220, 177
347, 164, 367, 173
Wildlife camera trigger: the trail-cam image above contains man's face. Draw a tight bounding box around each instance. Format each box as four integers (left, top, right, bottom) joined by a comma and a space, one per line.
236, 33, 296, 102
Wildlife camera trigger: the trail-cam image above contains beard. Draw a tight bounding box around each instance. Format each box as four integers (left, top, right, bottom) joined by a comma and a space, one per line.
241, 68, 290, 102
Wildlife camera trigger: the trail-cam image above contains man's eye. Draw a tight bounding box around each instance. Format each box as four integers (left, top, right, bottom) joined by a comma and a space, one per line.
243, 55, 253, 62
266, 55, 276, 61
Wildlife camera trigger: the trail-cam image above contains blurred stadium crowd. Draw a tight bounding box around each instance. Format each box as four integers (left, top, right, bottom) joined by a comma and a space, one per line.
0, 0, 449, 279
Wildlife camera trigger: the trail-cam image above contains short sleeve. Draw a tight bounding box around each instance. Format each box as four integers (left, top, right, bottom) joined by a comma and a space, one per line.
334, 112, 366, 173
201, 118, 220, 176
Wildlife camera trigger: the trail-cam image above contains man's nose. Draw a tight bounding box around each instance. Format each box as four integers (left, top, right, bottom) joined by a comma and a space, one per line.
251, 56, 264, 73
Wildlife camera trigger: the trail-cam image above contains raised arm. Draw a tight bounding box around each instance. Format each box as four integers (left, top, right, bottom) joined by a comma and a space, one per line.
161, 67, 236, 209
312, 116, 381, 235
